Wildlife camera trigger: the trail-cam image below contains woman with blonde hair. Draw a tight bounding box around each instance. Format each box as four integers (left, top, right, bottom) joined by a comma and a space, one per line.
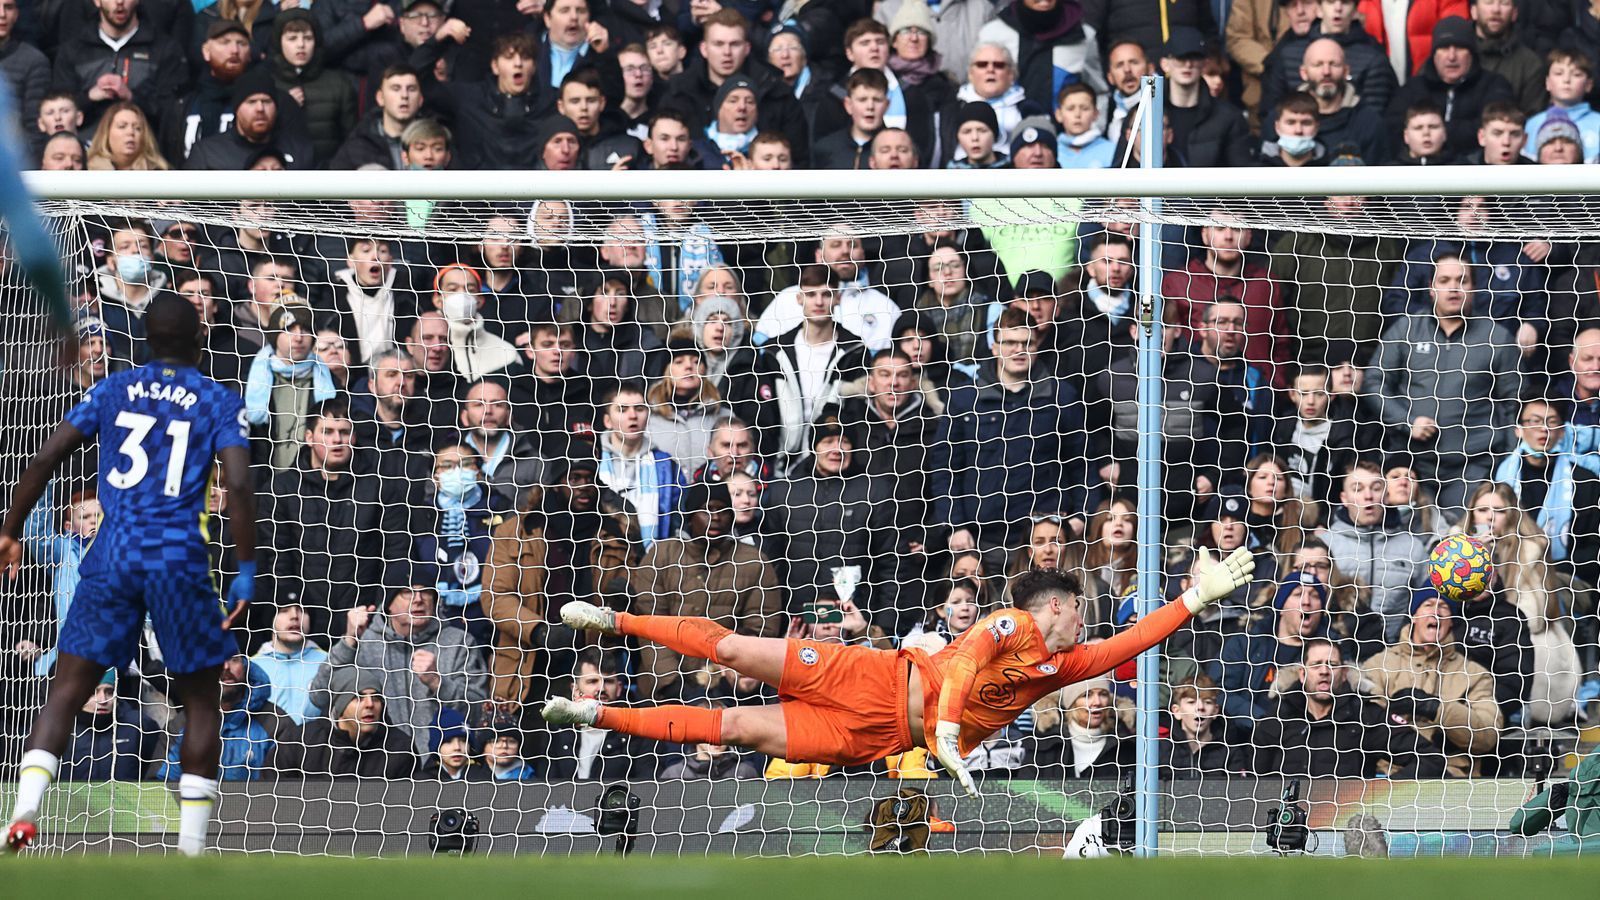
1242, 453, 1318, 555
1449, 481, 1580, 724
644, 339, 727, 476
86, 102, 169, 171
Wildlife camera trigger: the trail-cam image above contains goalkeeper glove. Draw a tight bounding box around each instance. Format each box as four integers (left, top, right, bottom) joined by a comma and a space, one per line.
1183, 547, 1256, 615
933, 721, 977, 799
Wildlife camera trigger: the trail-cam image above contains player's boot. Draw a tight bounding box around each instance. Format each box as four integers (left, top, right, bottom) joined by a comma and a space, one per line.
542, 697, 601, 727
4, 818, 37, 854
560, 601, 619, 635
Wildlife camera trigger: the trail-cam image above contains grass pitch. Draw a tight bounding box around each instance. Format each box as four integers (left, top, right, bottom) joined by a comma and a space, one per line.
6, 856, 1597, 899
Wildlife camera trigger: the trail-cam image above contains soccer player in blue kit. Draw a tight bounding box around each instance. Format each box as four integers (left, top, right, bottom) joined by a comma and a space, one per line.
1, 295, 259, 857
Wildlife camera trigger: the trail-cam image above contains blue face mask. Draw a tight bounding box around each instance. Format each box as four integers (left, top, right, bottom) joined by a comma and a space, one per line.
1518, 440, 1548, 460
437, 466, 478, 502
115, 253, 151, 285
1277, 134, 1316, 157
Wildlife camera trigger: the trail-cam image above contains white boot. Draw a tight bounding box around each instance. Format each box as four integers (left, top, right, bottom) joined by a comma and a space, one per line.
561, 601, 619, 635
542, 697, 601, 726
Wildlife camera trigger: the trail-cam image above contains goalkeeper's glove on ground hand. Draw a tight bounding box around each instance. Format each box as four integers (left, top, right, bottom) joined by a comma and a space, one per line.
1184, 547, 1256, 615
934, 721, 977, 798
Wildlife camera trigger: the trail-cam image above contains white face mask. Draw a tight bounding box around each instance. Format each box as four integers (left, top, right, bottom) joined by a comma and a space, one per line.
442, 291, 477, 323
1277, 134, 1316, 157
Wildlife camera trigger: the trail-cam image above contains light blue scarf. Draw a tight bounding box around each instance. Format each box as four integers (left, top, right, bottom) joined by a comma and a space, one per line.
600, 441, 664, 547
792, 65, 812, 100
881, 67, 907, 130
705, 121, 755, 154
1496, 446, 1579, 561
549, 42, 588, 87
244, 346, 337, 426
642, 212, 728, 313
1085, 280, 1132, 323
435, 472, 485, 608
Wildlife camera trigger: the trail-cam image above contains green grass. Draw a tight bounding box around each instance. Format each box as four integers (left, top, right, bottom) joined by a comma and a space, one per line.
6, 856, 1599, 899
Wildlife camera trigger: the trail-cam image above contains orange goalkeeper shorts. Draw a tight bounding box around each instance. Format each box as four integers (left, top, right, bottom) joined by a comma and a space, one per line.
777, 639, 915, 766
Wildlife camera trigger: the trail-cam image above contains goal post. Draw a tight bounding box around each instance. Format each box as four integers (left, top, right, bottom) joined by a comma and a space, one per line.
3, 158, 1598, 859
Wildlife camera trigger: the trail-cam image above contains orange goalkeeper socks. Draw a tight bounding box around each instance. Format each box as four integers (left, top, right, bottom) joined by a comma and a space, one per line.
615, 613, 731, 663
596, 704, 725, 745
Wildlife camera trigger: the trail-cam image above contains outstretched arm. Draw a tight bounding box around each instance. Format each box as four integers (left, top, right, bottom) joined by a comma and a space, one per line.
0, 421, 87, 574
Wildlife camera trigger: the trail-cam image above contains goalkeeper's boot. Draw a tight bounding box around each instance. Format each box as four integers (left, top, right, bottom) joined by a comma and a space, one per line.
561, 601, 620, 636
542, 697, 601, 727
4, 818, 37, 854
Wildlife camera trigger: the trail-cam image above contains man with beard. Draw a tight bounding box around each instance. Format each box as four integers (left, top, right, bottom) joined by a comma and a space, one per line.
1253, 637, 1449, 777
277, 685, 417, 778
631, 481, 781, 702
1260, 0, 1396, 117
1471, 0, 1545, 114
185, 68, 314, 170
482, 455, 633, 705
160, 19, 255, 163
1275, 37, 1390, 164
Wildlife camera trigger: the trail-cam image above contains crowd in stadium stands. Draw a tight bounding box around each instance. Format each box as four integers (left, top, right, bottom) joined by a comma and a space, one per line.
7, 0, 1600, 786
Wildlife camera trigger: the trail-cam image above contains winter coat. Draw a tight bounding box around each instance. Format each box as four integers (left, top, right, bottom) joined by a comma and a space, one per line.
62, 704, 157, 782
160, 661, 277, 781
410, 484, 515, 613
1161, 728, 1249, 778
932, 359, 1090, 538
1170, 88, 1255, 167
185, 119, 315, 170
50, 19, 187, 133
1453, 590, 1533, 725
1018, 721, 1134, 780
1268, 228, 1396, 358
832, 391, 938, 544
1210, 606, 1335, 724
507, 366, 597, 456
1357, 0, 1469, 77
661, 57, 812, 166
261, 457, 414, 618
1081, 0, 1215, 58
273, 717, 418, 778
251, 642, 330, 725
1260, 23, 1398, 117
1160, 346, 1275, 485
976, 2, 1108, 114
158, 71, 244, 164
311, 613, 491, 755
875, 0, 995, 77
269, 9, 358, 165
1319, 508, 1431, 625
631, 535, 783, 700
0, 37, 49, 122
759, 324, 870, 467
1370, 312, 1522, 459
1477, 29, 1548, 115
541, 725, 657, 781
1384, 57, 1515, 160
762, 467, 897, 606
647, 401, 727, 477
483, 488, 635, 702
328, 108, 404, 170
1270, 395, 1384, 508
1526, 102, 1600, 162
1225, 0, 1295, 111
1251, 688, 1450, 778
1361, 625, 1503, 776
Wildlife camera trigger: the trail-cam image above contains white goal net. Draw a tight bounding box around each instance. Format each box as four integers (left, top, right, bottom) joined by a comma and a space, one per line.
2, 171, 1596, 858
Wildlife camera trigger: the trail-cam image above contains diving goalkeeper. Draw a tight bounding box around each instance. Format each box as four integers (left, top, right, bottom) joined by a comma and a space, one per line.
545, 548, 1255, 794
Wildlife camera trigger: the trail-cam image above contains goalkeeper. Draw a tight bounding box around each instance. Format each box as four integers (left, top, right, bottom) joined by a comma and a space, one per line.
546, 548, 1255, 795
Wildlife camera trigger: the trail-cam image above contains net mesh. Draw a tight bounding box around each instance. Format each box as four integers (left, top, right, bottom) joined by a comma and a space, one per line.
2, 188, 1596, 858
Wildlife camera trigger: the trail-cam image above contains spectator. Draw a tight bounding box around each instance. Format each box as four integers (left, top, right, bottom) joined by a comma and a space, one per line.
160, 657, 279, 782
0, 0, 45, 122
1357, 0, 1471, 80
660, 9, 810, 166
633, 480, 781, 700
1392, 100, 1451, 164
645, 23, 686, 80
1020, 677, 1132, 779
1242, 454, 1319, 554
887, 1, 957, 107
267, 9, 356, 165
757, 264, 871, 467
244, 303, 339, 470
1558, 326, 1600, 455
1158, 28, 1254, 167
1055, 233, 1136, 397
1320, 459, 1432, 641
94, 219, 162, 361
725, 469, 763, 544
945, 98, 1005, 169
909, 240, 991, 365
1495, 398, 1600, 586
1064, 495, 1136, 639
52, 0, 187, 135
17, 485, 101, 677
875, 0, 991, 78
419, 32, 546, 170
1463, 100, 1529, 166
1471, 0, 1546, 115
329, 237, 406, 367
1083, 0, 1217, 62
542, 648, 656, 780
250, 602, 329, 726
639, 200, 726, 319
595, 214, 675, 338
1362, 589, 1503, 776
597, 379, 684, 549
61, 671, 155, 782
1161, 675, 1246, 778
431, 263, 519, 382
484, 455, 633, 704
955, 42, 1038, 148
977, 0, 1107, 116
1280, 37, 1391, 165
933, 307, 1089, 552
418, 718, 489, 781
1385, 16, 1514, 160
350, 345, 434, 486
1212, 572, 1333, 724
275, 685, 418, 778
313, 582, 491, 756
1260, 0, 1398, 117
412, 441, 515, 645
557, 67, 618, 146
1163, 212, 1290, 385
1272, 363, 1382, 507
898, 576, 984, 646
1384, 455, 1447, 541
85, 100, 168, 170
1226, 0, 1308, 114
577, 269, 667, 387
1165, 299, 1276, 504
755, 232, 900, 353
480, 729, 538, 781
329, 64, 423, 170
645, 340, 727, 477
456, 379, 540, 508
507, 322, 596, 455
1370, 248, 1521, 514
813, 69, 888, 169
1523, 49, 1600, 162
1258, 93, 1327, 167
1252, 637, 1450, 777
37, 130, 86, 170
660, 699, 762, 779
186, 67, 315, 170
1008, 514, 1068, 576
762, 415, 897, 610
261, 399, 412, 638
1101, 39, 1154, 140
1053, 82, 1115, 169
1533, 109, 1584, 164
1269, 194, 1395, 365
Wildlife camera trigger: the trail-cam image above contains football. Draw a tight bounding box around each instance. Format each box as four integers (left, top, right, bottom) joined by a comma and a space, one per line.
1428, 534, 1494, 603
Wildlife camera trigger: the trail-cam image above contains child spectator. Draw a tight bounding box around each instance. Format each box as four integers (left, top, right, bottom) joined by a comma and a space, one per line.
947, 99, 1004, 169
814, 68, 889, 169
17, 486, 101, 676
1523, 49, 1600, 162
1054, 83, 1114, 169
1393, 102, 1449, 164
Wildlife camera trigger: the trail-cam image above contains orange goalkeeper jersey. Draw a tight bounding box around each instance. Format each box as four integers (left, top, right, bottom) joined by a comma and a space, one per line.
912, 597, 1192, 755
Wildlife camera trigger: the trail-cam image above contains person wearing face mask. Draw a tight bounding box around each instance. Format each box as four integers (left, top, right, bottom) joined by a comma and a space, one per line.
412, 443, 511, 648
1259, 93, 1327, 167
1494, 399, 1600, 588
244, 303, 339, 471
94, 221, 167, 361
430, 263, 518, 382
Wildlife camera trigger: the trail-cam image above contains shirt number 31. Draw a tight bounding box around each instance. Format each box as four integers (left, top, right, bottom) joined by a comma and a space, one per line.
106, 410, 191, 497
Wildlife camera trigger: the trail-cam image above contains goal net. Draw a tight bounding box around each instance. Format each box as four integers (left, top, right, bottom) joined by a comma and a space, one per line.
1, 171, 1596, 858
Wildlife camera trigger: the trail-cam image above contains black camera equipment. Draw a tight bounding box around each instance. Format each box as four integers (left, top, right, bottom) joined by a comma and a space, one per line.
597, 783, 641, 856
428, 808, 480, 856
1264, 781, 1310, 855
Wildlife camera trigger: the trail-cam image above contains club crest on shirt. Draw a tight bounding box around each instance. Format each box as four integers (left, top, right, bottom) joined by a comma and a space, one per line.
1037, 663, 1057, 675
799, 647, 820, 666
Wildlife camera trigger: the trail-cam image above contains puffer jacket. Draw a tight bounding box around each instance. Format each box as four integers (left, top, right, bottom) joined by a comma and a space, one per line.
1319, 508, 1431, 628
1361, 625, 1503, 777
269, 9, 358, 165
159, 661, 277, 781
